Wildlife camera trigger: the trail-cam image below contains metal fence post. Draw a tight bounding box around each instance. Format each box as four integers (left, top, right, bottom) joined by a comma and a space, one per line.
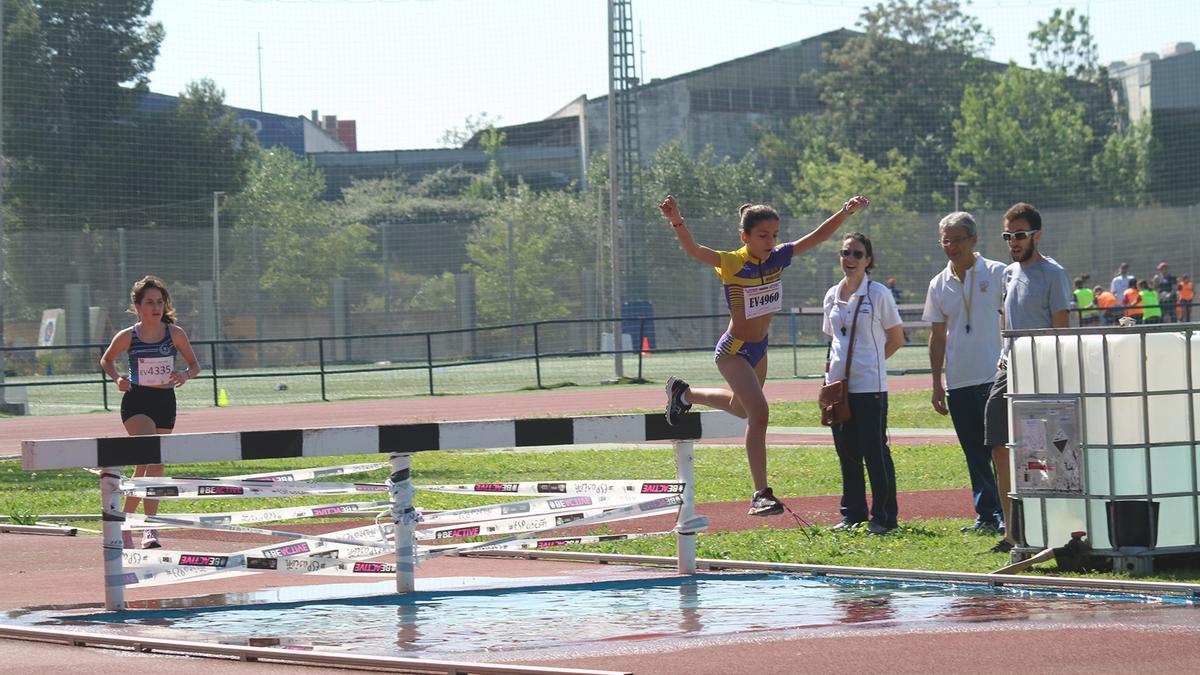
533, 323, 542, 389
210, 342, 219, 406
318, 338, 327, 402
637, 317, 646, 380
791, 310, 799, 378
100, 367, 109, 411
425, 333, 434, 396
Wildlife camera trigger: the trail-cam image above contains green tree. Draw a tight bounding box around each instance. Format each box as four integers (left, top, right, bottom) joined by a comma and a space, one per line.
464, 125, 508, 200
1026, 6, 1117, 203
1028, 8, 1101, 80
950, 66, 1094, 209
779, 140, 924, 306
465, 184, 597, 325
438, 112, 502, 148
639, 140, 772, 221
814, 0, 995, 208
784, 142, 912, 217
226, 150, 376, 312
1093, 117, 1154, 207
131, 79, 259, 216
336, 176, 492, 281
2, 0, 164, 225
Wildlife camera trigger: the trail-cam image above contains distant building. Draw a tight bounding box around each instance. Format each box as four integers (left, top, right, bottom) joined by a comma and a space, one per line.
140, 93, 351, 155
310, 28, 857, 198
1109, 42, 1200, 204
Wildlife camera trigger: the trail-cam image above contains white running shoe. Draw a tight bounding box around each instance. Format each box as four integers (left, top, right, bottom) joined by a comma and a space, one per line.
141, 529, 161, 549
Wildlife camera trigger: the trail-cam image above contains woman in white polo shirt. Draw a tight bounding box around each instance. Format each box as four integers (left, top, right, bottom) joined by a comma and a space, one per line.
822, 233, 905, 535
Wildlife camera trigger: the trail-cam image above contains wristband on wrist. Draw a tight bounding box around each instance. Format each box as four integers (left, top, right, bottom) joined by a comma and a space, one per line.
671, 220, 685, 228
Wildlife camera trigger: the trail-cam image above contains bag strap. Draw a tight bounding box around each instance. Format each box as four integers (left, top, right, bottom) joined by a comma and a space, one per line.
844, 294, 866, 379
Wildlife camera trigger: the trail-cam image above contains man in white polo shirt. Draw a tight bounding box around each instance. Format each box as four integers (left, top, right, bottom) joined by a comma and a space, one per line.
923, 212, 1007, 534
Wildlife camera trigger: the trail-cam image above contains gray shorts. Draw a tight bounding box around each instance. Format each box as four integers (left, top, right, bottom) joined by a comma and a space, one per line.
983, 367, 1008, 448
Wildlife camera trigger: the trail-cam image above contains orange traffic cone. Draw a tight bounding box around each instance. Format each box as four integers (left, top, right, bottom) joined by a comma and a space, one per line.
641, 337, 651, 355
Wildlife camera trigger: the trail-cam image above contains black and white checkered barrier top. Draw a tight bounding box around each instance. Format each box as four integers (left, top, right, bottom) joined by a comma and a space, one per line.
21, 411, 746, 470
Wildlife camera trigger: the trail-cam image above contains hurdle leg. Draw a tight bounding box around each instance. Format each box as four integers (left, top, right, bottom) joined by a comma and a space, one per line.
99, 469, 126, 611
388, 453, 417, 593
673, 440, 698, 575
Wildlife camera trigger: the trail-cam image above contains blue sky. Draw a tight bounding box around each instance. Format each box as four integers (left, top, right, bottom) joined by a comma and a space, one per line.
147, 0, 1200, 150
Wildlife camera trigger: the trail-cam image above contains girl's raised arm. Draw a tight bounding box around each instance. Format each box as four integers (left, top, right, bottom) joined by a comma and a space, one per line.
789, 195, 869, 254
660, 195, 721, 268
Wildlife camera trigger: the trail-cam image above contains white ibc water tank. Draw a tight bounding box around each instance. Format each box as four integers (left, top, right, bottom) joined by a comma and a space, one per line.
1009, 327, 1200, 555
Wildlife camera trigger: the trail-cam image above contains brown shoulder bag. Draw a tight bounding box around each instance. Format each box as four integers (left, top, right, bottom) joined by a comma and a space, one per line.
819, 295, 865, 426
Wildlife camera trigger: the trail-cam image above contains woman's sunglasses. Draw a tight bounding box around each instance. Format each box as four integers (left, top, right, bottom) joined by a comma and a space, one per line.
840, 249, 866, 259
1001, 228, 1040, 242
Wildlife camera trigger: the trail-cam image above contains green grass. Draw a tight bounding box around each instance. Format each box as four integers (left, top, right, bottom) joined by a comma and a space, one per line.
581, 519, 1017, 573
769, 390, 950, 429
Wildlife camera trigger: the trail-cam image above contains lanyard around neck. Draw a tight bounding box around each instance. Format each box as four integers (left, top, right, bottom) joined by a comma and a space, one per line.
954, 262, 975, 334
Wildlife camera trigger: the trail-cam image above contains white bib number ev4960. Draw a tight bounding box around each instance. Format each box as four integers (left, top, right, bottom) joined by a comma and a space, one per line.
743, 281, 783, 319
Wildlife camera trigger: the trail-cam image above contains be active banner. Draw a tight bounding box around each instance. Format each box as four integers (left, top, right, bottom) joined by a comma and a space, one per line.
419, 479, 685, 497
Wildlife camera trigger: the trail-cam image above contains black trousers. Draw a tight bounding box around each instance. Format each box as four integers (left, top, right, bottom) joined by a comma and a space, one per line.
831, 392, 898, 528
948, 383, 1002, 524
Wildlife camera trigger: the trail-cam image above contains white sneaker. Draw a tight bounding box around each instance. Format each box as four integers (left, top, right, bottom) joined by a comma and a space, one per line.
141, 529, 161, 549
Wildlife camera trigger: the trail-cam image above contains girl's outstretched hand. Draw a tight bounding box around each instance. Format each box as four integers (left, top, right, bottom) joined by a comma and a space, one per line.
659, 195, 683, 226
843, 196, 870, 214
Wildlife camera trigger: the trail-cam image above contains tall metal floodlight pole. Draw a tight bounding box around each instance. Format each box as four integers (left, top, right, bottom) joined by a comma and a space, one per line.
212, 192, 225, 347
607, 0, 623, 378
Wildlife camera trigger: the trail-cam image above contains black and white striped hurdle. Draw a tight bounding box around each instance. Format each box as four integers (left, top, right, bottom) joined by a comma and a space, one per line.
22, 411, 745, 610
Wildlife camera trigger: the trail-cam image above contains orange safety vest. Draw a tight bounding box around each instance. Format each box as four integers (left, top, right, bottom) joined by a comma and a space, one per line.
1123, 288, 1142, 317
1180, 280, 1194, 302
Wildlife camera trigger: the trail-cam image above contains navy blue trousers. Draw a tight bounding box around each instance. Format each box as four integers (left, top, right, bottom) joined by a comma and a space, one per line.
831, 392, 898, 528
948, 383, 1003, 525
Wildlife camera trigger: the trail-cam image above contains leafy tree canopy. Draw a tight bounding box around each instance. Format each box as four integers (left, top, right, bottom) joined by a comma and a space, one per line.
951, 66, 1094, 209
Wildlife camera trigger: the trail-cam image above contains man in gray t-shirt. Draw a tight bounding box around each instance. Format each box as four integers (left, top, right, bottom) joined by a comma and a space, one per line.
982, 203, 1071, 554
1002, 258, 1073, 335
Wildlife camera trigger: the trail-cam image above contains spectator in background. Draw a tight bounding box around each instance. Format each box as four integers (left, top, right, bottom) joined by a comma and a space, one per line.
1111, 262, 1133, 297
1073, 277, 1099, 326
984, 203, 1072, 554
1139, 279, 1163, 324
1094, 285, 1120, 326
1122, 277, 1143, 323
923, 212, 1006, 534
1179, 275, 1194, 322
1154, 262, 1178, 324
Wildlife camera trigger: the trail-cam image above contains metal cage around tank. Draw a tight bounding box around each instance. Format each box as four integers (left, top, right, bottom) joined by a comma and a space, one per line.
1005, 322, 1200, 573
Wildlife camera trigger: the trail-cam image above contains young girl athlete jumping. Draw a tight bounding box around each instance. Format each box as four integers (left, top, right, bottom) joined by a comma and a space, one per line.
659, 194, 869, 516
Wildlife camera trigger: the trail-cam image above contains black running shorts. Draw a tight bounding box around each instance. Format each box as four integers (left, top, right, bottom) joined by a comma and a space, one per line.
120, 384, 177, 430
